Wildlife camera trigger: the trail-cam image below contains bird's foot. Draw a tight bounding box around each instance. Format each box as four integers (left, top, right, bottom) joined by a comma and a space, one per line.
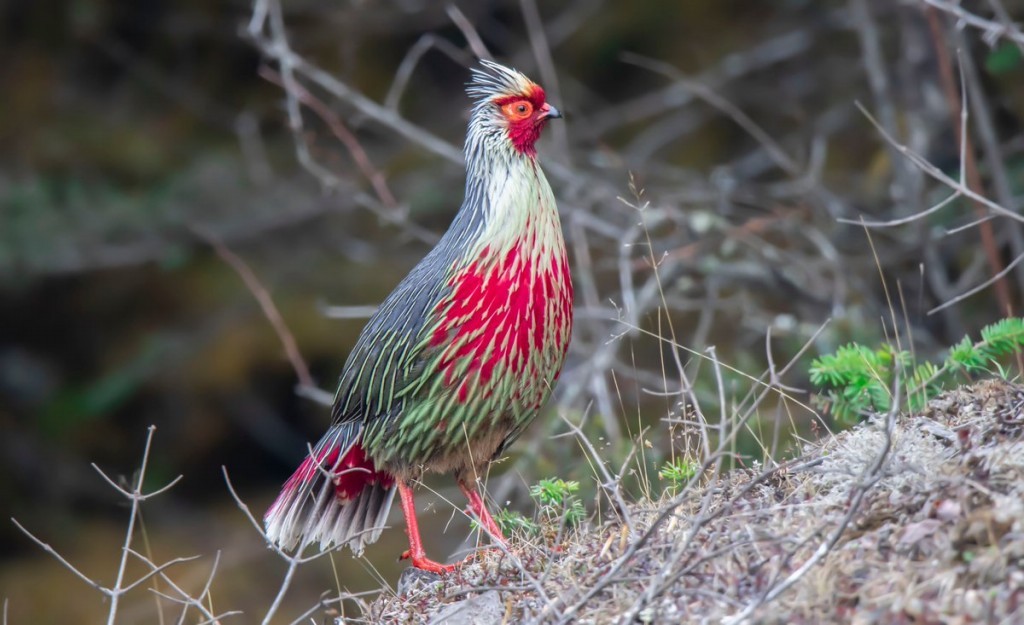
400, 549, 459, 574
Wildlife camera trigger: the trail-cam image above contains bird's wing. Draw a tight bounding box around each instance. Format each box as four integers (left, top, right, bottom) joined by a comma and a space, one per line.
329, 244, 456, 426
331, 183, 492, 428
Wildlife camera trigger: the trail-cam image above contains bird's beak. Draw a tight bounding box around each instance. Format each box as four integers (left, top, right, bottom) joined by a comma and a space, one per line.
540, 103, 562, 119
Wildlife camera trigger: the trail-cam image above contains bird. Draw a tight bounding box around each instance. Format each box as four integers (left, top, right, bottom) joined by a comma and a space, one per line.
264, 60, 572, 574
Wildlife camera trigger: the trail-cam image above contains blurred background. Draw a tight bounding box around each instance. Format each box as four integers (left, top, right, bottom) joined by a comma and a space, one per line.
2, 0, 1023, 622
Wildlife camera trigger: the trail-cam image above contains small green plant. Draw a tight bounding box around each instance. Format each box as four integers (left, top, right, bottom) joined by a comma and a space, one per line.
480, 478, 587, 536
491, 509, 539, 536
658, 457, 700, 495
810, 317, 1024, 422
530, 478, 586, 528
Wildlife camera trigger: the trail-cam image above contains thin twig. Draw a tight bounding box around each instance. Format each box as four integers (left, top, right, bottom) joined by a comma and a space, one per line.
11, 427, 192, 625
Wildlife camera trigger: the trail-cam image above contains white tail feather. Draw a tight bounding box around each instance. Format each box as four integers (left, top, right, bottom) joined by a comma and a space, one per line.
264, 467, 395, 555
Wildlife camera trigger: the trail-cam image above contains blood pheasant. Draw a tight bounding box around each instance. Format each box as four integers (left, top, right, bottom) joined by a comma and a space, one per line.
265, 60, 572, 573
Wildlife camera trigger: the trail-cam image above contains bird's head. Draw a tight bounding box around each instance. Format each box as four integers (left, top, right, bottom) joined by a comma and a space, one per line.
467, 60, 561, 157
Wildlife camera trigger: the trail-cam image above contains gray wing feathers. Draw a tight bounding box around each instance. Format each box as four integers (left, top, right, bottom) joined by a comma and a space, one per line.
332, 245, 458, 423
331, 179, 488, 427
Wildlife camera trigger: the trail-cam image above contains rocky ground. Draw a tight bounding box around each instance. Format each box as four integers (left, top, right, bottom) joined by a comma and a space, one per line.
356, 380, 1024, 624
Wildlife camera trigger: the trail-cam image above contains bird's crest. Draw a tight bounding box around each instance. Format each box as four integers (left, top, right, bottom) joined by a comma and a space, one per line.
465, 60, 555, 156
467, 59, 539, 102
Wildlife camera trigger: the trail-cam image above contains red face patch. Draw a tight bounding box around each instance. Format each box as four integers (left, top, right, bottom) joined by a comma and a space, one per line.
494, 86, 551, 156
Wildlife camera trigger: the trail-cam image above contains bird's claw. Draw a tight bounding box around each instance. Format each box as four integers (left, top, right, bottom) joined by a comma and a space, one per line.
399, 549, 459, 574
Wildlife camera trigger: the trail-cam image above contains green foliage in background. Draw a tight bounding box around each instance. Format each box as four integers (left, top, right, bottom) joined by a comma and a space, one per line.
810, 317, 1024, 423
985, 41, 1024, 75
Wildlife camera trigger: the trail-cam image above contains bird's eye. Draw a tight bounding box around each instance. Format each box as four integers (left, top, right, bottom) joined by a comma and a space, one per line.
501, 100, 534, 121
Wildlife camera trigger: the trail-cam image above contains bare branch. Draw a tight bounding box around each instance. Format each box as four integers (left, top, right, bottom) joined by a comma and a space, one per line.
446, 4, 493, 61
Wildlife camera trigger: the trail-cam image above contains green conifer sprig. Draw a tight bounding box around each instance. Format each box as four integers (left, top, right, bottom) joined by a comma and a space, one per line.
810, 318, 1024, 423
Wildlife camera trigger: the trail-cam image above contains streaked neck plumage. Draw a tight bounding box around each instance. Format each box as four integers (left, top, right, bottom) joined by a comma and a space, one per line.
453, 113, 561, 268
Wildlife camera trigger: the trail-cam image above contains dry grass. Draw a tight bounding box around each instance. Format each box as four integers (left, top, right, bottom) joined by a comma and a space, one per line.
365, 379, 1024, 624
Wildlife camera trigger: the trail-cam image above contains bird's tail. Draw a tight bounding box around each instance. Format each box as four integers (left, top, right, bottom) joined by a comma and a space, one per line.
264, 425, 395, 555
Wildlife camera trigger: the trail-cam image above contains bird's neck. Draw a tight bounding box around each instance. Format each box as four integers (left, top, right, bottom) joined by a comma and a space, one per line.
460, 144, 563, 269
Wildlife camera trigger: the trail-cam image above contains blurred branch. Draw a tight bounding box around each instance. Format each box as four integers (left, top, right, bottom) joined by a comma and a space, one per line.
622, 53, 800, 176
850, 0, 922, 212
950, 18, 1024, 298
922, 0, 1024, 46
519, 0, 570, 158
930, 251, 1024, 314
385, 32, 477, 110
446, 4, 493, 61
924, 7, 1013, 315
259, 67, 399, 211
247, 0, 463, 165
587, 21, 831, 136
985, 0, 1024, 53
189, 225, 332, 405
853, 102, 1024, 224
235, 111, 274, 183
635, 205, 806, 270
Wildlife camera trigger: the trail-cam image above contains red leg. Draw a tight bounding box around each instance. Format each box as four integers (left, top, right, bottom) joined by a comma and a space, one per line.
458, 480, 507, 543
397, 481, 457, 574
